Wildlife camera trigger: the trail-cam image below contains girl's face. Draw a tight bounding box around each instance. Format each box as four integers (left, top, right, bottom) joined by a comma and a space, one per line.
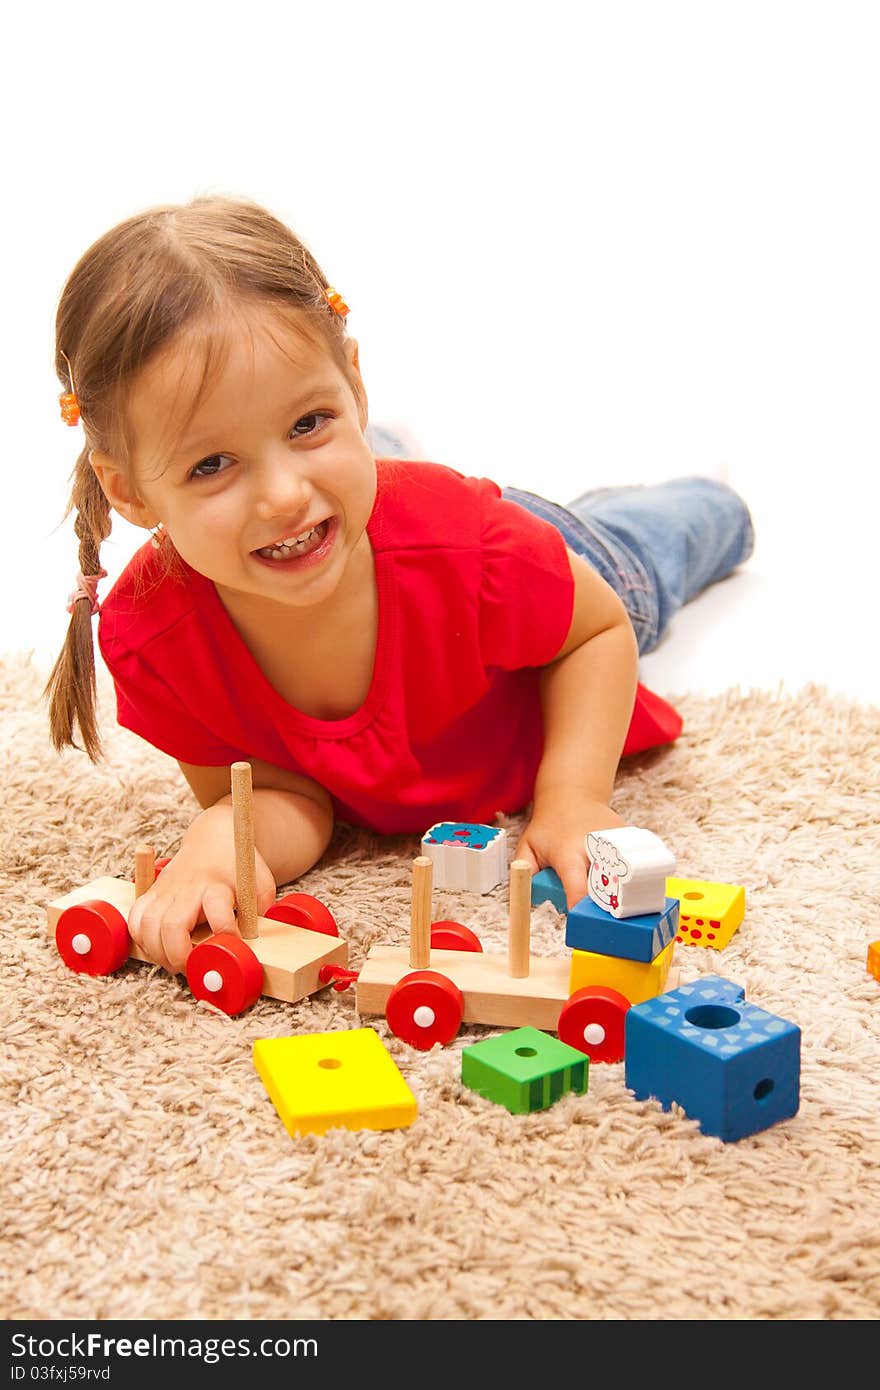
91, 302, 377, 615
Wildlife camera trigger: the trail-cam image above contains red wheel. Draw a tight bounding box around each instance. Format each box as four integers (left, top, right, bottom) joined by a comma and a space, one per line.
186, 934, 264, 1016
264, 892, 338, 936
557, 986, 631, 1063
55, 900, 130, 976
385, 970, 464, 1050
430, 920, 483, 952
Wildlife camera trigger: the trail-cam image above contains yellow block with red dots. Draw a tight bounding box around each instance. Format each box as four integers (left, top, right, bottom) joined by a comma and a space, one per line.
253, 1027, 417, 1137
568, 939, 675, 1004
667, 877, 745, 949
868, 941, 880, 983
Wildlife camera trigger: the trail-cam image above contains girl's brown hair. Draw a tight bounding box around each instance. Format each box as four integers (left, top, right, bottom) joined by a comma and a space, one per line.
45, 195, 351, 759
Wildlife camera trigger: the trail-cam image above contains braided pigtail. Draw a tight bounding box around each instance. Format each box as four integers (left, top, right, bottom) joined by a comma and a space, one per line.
43, 448, 113, 759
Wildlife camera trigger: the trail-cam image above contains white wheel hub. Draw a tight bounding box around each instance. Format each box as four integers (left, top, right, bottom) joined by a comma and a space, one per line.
413, 1005, 436, 1029
71, 934, 91, 956
583, 1022, 606, 1046
202, 970, 224, 993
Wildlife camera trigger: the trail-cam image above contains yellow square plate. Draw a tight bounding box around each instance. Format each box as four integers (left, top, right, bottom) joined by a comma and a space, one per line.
254, 1027, 417, 1137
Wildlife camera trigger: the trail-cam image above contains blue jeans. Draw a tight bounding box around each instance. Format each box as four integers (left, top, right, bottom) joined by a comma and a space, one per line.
502, 479, 755, 655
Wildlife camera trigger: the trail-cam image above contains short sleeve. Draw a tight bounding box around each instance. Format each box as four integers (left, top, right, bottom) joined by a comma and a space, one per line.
99, 644, 242, 767
477, 483, 575, 670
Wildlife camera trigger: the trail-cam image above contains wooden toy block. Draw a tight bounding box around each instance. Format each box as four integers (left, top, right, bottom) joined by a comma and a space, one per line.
530, 866, 567, 913
565, 894, 679, 963
253, 1027, 417, 1137
586, 826, 676, 919
356, 856, 570, 1035
461, 1026, 589, 1114
356, 943, 571, 1033
568, 939, 675, 1006
668, 876, 746, 949
868, 941, 880, 983
421, 821, 507, 893
624, 975, 800, 1142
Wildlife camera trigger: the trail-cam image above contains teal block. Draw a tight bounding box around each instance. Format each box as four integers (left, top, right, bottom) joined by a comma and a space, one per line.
461, 1026, 589, 1114
531, 867, 567, 913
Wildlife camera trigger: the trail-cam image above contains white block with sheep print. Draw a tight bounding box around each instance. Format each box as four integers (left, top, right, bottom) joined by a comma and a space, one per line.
585, 827, 676, 920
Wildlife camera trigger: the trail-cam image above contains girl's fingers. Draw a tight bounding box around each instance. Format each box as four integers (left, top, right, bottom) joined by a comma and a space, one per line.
159, 915, 197, 975
129, 890, 198, 974
127, 895, 166, 968
512, 837, 540, 873
201, 883, 239, 937
539, 848, 588, 911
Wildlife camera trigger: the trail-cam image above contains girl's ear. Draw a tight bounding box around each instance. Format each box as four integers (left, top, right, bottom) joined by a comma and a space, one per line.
343, 338, 369, 430
89, 451, 159, 530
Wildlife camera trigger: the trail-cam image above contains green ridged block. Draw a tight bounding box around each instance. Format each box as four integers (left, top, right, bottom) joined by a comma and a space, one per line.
461, 1026, 589, 1114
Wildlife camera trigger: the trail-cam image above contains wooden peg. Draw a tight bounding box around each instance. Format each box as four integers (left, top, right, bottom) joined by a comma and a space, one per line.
508, 859, 532, 978
410, 856, 433, 968
231, 761, 259, 939
134, 843, 155, 898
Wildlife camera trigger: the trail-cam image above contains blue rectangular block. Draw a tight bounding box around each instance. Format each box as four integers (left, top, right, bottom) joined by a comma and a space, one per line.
531, 867, 567, 914
565, 894, 679, 963
624, 976, 801, 1142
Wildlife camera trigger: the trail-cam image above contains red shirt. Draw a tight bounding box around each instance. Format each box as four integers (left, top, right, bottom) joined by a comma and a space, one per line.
98, 460, 682, 833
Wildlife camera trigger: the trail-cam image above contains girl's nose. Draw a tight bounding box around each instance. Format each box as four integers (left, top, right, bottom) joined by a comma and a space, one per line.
252, 453, 311, 521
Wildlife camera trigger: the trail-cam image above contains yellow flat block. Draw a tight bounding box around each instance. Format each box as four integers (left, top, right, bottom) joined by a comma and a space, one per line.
253, 1027, 418, 1136
868, 941, 880, 983
47, 876, 348, 1004
356, 945, 571, 1032
667, 876, 745, 950
568, 939, 674, 1004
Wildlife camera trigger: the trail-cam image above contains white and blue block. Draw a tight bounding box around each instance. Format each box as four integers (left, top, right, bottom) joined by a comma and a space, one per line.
565, 894, 679, 963
624, 975, 801, 1142
420, 821, 508, 894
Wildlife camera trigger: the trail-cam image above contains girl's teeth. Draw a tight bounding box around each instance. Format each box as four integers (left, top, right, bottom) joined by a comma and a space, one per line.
259, 524, 324, 559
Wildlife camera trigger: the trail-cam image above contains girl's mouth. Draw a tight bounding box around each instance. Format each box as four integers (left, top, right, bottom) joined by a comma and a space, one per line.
254, 518, 333, 564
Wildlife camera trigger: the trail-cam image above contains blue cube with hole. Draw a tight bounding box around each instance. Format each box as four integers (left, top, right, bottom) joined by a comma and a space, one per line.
461, 1026, 589, 1114
624, 975, 800, 1142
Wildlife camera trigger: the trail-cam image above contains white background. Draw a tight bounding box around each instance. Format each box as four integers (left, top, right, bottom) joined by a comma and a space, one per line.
4, 0, 878, 702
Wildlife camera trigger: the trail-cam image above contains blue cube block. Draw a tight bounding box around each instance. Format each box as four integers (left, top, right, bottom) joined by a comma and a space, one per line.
531, 867, 567, 914
565, 894, 679, 963
624, 976, 801, 1142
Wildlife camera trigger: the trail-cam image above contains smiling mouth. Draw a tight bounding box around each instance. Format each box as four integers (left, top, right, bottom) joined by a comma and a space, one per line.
255, 521, 330, 561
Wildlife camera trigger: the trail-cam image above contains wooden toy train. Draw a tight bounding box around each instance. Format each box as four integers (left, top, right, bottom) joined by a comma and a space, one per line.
46, 768, 695, 1067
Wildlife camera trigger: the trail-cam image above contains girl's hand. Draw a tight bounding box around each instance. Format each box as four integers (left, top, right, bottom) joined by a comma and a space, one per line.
126, 817, 276, 975
515, 797, 625, 912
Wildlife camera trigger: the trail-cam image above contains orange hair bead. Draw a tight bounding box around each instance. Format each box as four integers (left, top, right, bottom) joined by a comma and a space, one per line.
324, 287, 349, 318
59, 392, 81, 426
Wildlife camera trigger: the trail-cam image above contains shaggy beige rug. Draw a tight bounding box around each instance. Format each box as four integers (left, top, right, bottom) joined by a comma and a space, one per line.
2, 653, 879, 1322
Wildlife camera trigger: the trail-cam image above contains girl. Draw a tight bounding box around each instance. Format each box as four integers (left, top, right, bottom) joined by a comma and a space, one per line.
46, 196, 753, 976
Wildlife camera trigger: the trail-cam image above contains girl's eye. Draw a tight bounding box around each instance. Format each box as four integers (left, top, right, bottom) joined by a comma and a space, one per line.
290, 412, 330, 438
190, 454, 234, 480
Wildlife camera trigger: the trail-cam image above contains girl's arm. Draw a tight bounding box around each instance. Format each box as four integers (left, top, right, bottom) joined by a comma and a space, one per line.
127, 759, 334, 974
515, 549, 640, 910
